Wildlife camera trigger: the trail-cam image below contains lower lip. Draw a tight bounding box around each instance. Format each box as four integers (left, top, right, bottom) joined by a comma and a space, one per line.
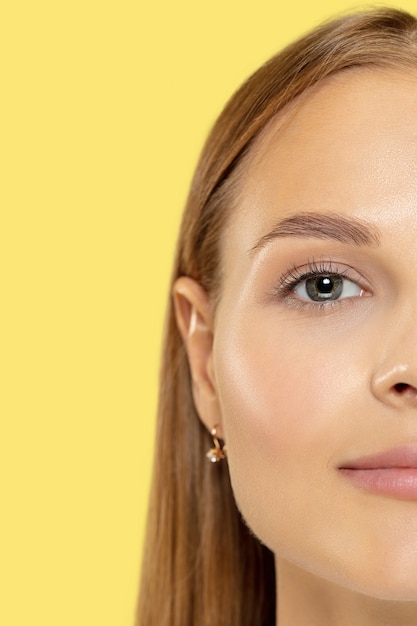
339, 468, 417, 499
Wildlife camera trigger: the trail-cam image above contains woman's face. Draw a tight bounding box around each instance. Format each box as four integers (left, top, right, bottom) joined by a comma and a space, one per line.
211, 68, 417, 600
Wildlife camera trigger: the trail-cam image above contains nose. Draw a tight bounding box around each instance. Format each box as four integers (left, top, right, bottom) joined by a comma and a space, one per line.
372, 364, 417, 408
371, 312, 417, 409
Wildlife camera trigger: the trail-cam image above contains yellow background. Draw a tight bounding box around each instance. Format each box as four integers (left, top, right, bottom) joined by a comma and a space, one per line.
1, 1, 415, 624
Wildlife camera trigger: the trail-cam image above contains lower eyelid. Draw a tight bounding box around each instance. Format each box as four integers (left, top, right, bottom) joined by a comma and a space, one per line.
280, 297, 339, 312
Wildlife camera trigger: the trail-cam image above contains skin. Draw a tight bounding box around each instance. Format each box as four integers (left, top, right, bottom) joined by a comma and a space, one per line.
174, 68, 417, 625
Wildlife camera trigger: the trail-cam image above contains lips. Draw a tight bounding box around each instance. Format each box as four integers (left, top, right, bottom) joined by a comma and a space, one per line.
339, 446, 417, 499
340, 446, 417, 470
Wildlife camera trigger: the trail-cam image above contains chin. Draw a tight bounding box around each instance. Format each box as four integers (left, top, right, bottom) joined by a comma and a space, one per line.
350, 568, 417, 602
277, 541, 417, 604
324, 554, 417, 602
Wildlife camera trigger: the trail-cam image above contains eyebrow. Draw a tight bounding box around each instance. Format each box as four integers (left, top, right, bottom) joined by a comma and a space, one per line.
250, 212, 381, 253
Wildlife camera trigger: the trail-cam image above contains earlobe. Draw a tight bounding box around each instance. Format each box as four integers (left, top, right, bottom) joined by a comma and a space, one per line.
173, 276, 223, 434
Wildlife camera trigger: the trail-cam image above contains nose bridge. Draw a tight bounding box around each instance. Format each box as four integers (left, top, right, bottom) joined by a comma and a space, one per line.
371, 301, 417, 405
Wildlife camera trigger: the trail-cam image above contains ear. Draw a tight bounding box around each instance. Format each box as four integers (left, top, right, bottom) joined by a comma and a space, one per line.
173, 276, 223, 437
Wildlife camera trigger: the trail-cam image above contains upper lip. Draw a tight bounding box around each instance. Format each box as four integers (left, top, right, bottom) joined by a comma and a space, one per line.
339, 445, 417, 470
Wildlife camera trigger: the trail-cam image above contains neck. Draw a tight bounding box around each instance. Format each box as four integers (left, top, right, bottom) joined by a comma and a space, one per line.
276, 559, 417, 626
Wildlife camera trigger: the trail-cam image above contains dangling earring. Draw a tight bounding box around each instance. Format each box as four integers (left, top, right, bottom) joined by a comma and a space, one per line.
206, 424, 227, 463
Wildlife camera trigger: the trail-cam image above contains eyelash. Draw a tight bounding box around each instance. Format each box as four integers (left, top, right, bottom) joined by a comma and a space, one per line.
274, 259, 365, 310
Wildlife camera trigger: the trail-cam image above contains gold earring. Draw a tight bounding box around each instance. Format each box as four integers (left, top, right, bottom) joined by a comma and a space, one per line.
206, 424, 227, 463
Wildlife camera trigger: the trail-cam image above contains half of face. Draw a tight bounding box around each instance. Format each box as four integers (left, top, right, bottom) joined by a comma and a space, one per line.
174, 67, 417, 602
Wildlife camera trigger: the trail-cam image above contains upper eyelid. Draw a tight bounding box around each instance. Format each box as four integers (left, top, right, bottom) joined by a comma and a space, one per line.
280, 261, 355, 282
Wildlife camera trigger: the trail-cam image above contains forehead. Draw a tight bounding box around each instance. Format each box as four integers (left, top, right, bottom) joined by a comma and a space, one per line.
246, 67, 417, 174
227, 67, 417, 250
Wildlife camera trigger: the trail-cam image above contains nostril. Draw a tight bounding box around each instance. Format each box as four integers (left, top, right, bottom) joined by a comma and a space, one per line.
394, 382, 412, 394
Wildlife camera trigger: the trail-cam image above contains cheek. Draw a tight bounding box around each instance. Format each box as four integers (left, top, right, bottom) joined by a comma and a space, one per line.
212, 306, 366, 552
212, 294, 417, 599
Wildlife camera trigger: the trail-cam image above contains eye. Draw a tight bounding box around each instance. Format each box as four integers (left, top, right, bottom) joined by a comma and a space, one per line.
275, 260, 369, 310
295, 274, 362, 302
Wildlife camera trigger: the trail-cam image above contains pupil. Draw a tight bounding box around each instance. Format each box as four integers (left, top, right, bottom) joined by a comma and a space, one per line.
317, 277, 333, 293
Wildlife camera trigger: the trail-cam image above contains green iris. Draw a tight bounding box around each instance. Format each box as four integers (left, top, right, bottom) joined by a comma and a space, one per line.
305, 275, 343, 301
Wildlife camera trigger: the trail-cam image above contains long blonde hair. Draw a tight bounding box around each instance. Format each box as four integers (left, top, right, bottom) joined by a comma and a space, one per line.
137, 9, 417, 626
